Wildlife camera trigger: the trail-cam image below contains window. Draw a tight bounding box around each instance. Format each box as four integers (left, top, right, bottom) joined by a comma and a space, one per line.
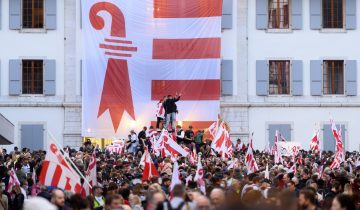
22, 60, 43, 94
323, 60, 344, 95
268, 0, 289, 29
322, 0, 343, 28
269, 60, 290, 95
22, 0, 44, 29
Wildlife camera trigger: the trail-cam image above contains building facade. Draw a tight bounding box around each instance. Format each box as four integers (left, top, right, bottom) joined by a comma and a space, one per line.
0, 0, 359, 151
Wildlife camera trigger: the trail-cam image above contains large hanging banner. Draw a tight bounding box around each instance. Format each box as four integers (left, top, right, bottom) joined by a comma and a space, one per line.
82, 0, 222, 138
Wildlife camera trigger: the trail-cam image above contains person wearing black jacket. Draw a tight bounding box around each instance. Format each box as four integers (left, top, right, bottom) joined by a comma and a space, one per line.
163, 93, 181, 132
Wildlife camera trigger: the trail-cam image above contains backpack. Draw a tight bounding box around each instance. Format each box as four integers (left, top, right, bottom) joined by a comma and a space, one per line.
166, 201, 190, 210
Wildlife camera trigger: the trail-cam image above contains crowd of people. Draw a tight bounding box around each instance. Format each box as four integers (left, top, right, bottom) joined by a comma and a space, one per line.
0, 129, 359, 210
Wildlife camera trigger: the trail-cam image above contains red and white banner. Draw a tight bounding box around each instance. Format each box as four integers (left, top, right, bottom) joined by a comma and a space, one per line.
82, 0, 222, 138
81, 151, 97, 196
141, 149, 159, 181
6, 168, 20, 193
310, 128, 320, 154
39, 142, 82, 193
245, 133, 258, 174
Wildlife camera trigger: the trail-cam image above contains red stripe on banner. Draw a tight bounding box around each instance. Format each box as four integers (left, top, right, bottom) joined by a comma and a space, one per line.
152, 38, 221, 59
51, 165, 63, 187
151, 80, 220, 100
105, 39, 133, 44
154, 0, 222, 18
99, 44, 137, 52
105, 52, 132, 57
39, 160, 50, 185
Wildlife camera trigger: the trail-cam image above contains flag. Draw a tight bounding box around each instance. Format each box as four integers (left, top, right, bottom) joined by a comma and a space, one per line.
194, 154, 206, 194
107, 139, 125, 155
245, 133, 258, 174
141, 149, 159, 181
330, 119, 344, 168
265, 164, 269, 179
81, 151, 97, 196
170, 161, 182, 192
82, 0, 222, 138
310, 128, 320, 154
155, 129, 189, 159
288, 164, 297, 174
155, 100, 165, 119
6, 168, 20, 193
273, 130, 283, 164
208, 114, 220, 138
211, 122, 233, 158
39, 141, 82, 193
188, 146, 197, 165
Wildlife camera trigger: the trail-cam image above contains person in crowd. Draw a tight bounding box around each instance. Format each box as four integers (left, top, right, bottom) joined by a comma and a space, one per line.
20, 180, 28, 199
51, 189, 67, 210
331, 194, 356, 210
129, 194, 143, 210
164, 184, 195, 210
105, 194, 123, 210
184, 126, 194, 150
93, 186, 105, 210
12, 185, 25, 210
176, 125, 185, 144
23, 197, 57, 210
194, 196, 211, 210
69, 194, 91, 210
193, 130, 204, 153
163, 93, 181, 132
138, 126, 147, 153
0, 186, 8, 210
209, 188, 225, 209
127, 130, 139, 155
298, 188, 321, 210
156, 96, 166, 130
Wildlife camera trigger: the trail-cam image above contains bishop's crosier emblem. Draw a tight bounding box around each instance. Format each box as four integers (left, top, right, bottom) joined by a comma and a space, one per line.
89, 2, 137, 132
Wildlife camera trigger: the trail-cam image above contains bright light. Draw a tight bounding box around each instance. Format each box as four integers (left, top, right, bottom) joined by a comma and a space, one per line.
87, 128, 91, 133
177, 121, 183, 127
130, 120, 137, 128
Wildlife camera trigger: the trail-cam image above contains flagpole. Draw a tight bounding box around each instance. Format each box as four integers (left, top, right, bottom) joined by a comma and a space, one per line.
48, 132, 92, 189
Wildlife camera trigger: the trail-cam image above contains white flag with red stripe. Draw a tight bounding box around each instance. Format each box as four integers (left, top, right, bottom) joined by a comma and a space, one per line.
154, 129, 189, 159
310, 128, 320, 154
6, 168, 20, 193
208, 114, 220, 138
330, 119, 344, 168
82, 0, 222, 138
273, 130, 283, 164
39, 141, 82, 193
170, 161, 182, 192
211, 122, 233, 158
245, 133, 258, 174
141, 149, 159, 181
81, 151, 97, 196
194, 154, 205, 194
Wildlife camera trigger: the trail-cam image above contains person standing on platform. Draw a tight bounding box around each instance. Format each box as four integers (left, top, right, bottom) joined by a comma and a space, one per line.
176, 125, 185, 144
155, 96, 166, 131
163, 93, 181, 132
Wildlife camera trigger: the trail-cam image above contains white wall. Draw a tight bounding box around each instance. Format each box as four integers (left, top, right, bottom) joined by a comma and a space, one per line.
0, 0, 66, 149
245, 0, 360, 151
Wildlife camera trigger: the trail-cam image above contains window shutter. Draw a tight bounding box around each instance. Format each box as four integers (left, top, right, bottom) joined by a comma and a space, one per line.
45, 0, 57, 30
256, 60, 268, 96
269, 124, 291, 147
9, 0, 21, 30
291, 60, 303, 96
222, 0, 233, 29
346, 0, 356, 29
9, 60, 21, 96
310, 0, 321, 29
310, 60, 322, 96
221, 60, 233, 96
345, 60, 357, 96
21, 124, 44, 151
323, 124, 335, 152
291, 0, 302, 29
44, 60, 56, 96
256, 0, 268, 29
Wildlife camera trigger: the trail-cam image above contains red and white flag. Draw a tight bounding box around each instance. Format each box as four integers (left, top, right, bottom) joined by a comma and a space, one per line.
273, 130, 283, 164
170, 161, 182, 192
245, 133, 258, 174
39, 141, 82, 193
155, 129, 189, 159
82, 0, 222, 138
155, 100, 165, 119
6, 168, 20, 193
107, 139, 125, 155
208, 114, 221, 138
194, 154, 205, 194
310, 128, 320, 154
330, 119, 344, 168
81, 151, 97, 196
188, 146, 197, 165
141, 149, 159, 181
211, 122, 233, 158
